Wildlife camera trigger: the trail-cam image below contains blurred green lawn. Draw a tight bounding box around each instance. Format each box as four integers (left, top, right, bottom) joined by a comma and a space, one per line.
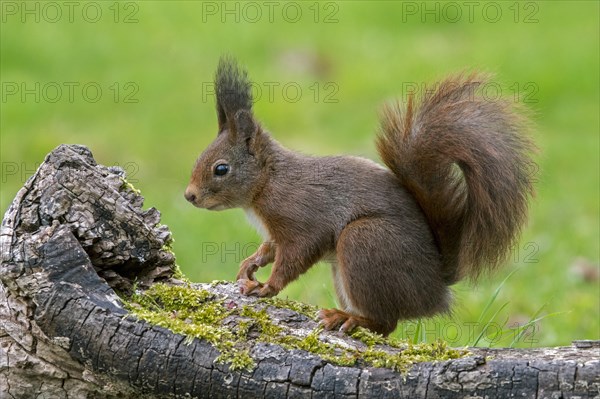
1, 1, 598, 347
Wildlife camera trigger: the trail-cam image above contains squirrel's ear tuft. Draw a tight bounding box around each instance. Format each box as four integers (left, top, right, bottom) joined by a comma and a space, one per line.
215, 55, 253, 133
233, 109, 259, 142
216, 102, 227, 133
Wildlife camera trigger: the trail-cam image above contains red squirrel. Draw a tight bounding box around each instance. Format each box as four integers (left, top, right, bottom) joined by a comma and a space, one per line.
185, 56, 535, 336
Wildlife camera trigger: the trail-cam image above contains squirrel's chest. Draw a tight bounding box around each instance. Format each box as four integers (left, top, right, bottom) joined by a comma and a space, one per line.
244, 208, 270, 240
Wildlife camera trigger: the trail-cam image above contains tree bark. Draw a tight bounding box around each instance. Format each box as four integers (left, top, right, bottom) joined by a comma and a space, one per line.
1, 144, 598, 399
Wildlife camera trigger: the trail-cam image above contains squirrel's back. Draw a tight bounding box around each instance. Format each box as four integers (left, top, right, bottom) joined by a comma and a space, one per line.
255, 143, 431, 240
377, 73, 535, 284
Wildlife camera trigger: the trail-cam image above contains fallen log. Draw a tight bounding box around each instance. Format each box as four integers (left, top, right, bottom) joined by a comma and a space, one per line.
1, 144, 598, 398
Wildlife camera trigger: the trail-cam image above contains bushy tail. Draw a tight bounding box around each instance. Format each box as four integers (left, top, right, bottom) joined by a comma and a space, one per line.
377, 73, 535, 284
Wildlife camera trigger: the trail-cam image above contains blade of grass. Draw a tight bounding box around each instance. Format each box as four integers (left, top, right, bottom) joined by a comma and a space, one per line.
476, 268, 519, 325
411, 319, 423, 344
509, 303, 546, 347
509, 310, 570, 347
487, 315, 510, 347
472, 301, 510, 347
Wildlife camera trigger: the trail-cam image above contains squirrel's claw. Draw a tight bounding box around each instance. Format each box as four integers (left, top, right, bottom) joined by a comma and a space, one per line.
237, 278, 261, 295
317, 308, 346, 331
257, 283, 278, 297
237, 279, 279, 297
318, 308, 359, 333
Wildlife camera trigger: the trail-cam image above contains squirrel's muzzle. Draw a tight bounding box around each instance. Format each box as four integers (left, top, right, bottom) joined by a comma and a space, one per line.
184, 186, 200, 205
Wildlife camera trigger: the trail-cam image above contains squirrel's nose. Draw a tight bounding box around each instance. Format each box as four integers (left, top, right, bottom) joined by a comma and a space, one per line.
184, 189, 197, 203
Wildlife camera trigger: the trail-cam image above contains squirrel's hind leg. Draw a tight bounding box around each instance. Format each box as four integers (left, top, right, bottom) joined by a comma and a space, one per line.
327, 217, 449, 336
325, 258, 396, 335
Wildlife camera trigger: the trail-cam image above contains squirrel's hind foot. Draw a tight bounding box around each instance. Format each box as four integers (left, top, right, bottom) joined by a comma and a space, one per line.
318, 308, 393, 336
318, 308, 353, 332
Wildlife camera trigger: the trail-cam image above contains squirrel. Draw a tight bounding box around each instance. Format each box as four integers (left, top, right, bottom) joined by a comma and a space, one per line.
185, 56, 535, 336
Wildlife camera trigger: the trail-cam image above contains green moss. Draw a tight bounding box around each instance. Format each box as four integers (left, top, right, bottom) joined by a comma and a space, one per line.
161, 242, 175, 255
119, 177, 141, 195
125, 284, 247, 369
260, 296, 319, 320
349, 327, 388, 347
125, 282, 468, 373
171, 264, 188, 282
279, 329, 357, 366
280, 328, 332, 356
239, 305, 283, 338
363, 340, 467, 373
215, 348, 254, 372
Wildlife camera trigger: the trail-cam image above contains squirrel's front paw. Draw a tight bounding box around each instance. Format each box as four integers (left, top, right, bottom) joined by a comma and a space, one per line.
257, 283, 279, 297
237, 278, 261, 295
237, 279, 279, 297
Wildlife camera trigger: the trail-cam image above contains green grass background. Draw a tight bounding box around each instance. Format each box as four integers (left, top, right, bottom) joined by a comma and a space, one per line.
1, 1, 598, 347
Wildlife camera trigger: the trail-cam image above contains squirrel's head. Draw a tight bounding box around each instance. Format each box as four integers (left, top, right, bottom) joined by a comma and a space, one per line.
185, 57, 265, 211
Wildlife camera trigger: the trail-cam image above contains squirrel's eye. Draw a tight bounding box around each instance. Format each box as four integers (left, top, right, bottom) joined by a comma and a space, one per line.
214, 163, 230, 176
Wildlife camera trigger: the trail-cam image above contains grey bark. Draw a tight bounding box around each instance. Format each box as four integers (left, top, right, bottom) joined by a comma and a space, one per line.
0, 144, 598, 399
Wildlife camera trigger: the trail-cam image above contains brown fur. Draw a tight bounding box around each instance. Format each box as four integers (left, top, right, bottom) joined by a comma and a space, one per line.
185, 58, 535, 336
376, 73, 535, 283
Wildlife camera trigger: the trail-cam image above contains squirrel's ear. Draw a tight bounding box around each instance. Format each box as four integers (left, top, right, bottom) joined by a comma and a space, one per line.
233, 109, 259, 142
